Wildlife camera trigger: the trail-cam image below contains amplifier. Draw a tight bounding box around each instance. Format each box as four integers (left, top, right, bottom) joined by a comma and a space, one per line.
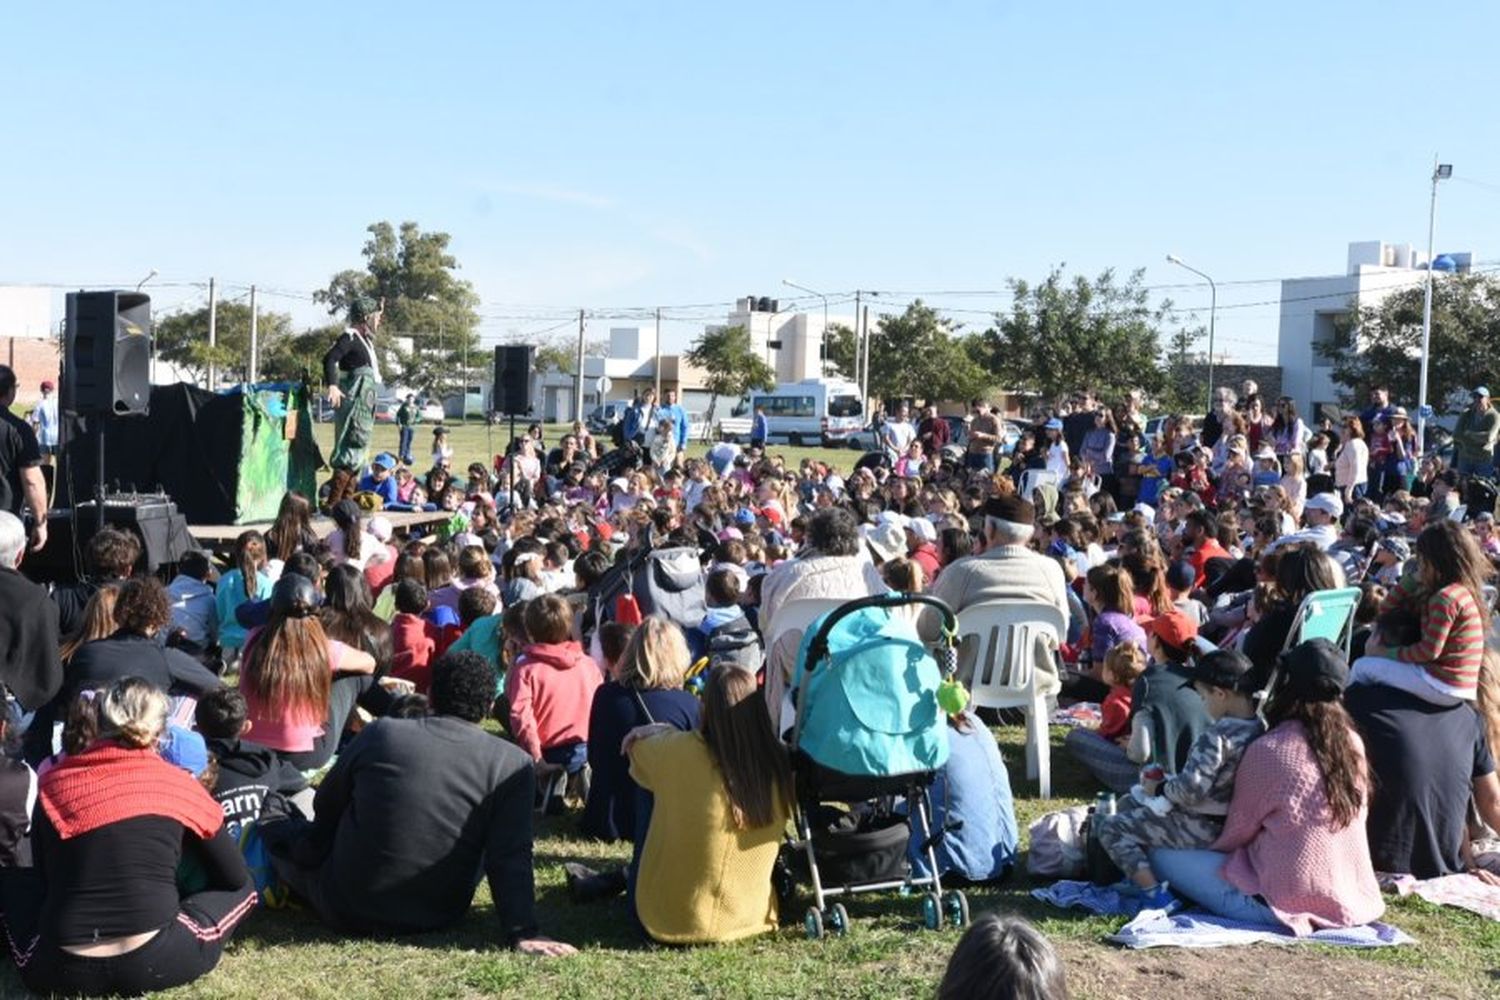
28, 497, 195, 584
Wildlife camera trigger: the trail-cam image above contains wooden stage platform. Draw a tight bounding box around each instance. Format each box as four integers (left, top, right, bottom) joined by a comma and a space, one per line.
189, 509, 453, 547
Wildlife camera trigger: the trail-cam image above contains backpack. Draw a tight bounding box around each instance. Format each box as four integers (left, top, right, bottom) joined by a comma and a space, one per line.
1027, 805, 1090, 879
704, 615, 764, 673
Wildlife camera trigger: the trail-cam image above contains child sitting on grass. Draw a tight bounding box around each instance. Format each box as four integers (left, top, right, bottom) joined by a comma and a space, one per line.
1093, 648, 1264, 910
1097, 642, 1146, 745
390, 578, 439, 693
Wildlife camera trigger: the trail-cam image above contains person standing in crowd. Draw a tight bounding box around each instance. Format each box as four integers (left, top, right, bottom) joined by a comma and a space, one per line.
918, 404, 950, 457
1201, 386, 1237, 450
1270, 397, 1306, 459
29, 378, 58, 464
260, 651, 575, 955
321, 295, 384, 510
1453, 386, 1500, 478
1335, 416, 1370, 504
1062, 391, 1095, 458
0, 365, 47, 552
880, 402, 917, 465
660, 388, 690, 452
967, 400, 1001, 472
1080, 408, 1117, 479
622, 389, 657, 449
750, 404, 769, 449
396, 394, 419, 466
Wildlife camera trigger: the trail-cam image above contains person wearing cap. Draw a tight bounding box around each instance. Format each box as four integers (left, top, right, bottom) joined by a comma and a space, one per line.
862, 519, 907, 566
1094, 648, 1265, 910
1378, 405, 1419, 497
1042, 417, 1070, 480
919, 494, 1069, 688
356, 452, 401, 508
1453, 386, 1500, 478
1151, 639, 1384, 934
260, 650, 575, 955
905, 516, 941, 582
1263, 491, 1343, 554
28, 377, 57, 462
322, 295, 384, 510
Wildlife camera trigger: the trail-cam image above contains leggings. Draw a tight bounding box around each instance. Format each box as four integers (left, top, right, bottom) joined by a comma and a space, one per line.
13, 886, 257, 998
280, 673, 393, 771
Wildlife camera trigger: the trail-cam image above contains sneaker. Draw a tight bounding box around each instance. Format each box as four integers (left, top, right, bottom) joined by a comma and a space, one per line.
1139, 882, 1183, 914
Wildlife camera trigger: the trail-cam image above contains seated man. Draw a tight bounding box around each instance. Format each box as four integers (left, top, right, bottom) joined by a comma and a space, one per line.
356, 452, 401, 508
260, 651, 574, 956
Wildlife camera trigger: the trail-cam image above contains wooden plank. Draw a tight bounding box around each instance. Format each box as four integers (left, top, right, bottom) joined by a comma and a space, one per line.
189, 509, 453, 546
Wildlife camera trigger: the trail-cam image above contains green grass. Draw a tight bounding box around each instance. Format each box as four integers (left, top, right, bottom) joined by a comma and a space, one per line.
0, 725, 1483, 999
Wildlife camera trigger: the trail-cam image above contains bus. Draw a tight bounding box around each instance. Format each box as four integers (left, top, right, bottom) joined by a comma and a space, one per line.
720, 378, 865, 447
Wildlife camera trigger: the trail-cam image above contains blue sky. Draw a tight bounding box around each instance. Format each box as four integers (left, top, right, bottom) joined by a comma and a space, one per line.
4, 2, 1498, 360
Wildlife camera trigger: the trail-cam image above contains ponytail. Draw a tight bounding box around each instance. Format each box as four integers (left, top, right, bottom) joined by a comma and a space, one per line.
233, 530, 267, 600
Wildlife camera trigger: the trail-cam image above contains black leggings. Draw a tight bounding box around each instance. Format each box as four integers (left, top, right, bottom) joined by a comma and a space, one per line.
279, 673, 393, 771
13, 886, 257, 998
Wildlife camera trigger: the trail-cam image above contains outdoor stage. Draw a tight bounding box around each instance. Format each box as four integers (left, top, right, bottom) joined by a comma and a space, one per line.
188, 508, 454, 547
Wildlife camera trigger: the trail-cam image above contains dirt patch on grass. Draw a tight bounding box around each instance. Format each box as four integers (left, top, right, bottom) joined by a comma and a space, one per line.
1054, 941, 1469, 1000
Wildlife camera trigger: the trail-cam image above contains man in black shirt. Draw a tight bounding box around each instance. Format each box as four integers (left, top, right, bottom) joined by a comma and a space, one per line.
321, 296, 383, 509
0, 367, 47, 552
261, 651, 575, 956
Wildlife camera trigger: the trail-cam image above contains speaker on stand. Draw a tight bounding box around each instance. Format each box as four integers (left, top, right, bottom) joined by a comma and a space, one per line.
492, 344, 535, 514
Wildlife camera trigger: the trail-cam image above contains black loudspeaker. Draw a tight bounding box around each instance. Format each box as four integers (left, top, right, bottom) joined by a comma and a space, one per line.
493, 344, 534, 416
63, 291, 152, 417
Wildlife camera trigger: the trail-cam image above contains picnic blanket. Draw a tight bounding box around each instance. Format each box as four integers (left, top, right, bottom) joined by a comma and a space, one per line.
1383, 872, 1500, 922
1107, 908, 1413, 949
1034, 880, 1412, 948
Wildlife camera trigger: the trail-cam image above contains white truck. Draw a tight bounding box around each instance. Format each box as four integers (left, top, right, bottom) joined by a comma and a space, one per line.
716, 378, 865, 447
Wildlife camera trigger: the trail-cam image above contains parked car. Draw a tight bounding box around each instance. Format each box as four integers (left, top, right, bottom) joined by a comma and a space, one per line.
587, 401, 630, 434
373, 401, 399, 424
420, 400, 445, 422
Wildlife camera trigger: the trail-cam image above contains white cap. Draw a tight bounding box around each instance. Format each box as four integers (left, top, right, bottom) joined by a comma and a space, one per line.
906, 517, 937, 543
1131, 502, 1157, 524
1305, 492, 1344, 518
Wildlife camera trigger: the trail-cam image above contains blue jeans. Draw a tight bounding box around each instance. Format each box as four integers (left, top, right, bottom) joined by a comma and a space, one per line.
965, 451, 995, 472
542, 741, 588, 774
1457, 456, 1494, 479
1149, 848, 1285, 928
397, 426, 415, 464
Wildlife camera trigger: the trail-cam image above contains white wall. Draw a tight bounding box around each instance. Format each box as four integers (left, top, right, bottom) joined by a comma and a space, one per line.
0, 287, 52, 339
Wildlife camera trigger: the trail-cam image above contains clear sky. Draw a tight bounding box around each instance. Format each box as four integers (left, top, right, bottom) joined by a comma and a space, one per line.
4, 2, 1498, 360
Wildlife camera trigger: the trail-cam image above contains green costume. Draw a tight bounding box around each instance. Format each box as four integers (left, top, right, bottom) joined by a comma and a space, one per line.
322, 294, 383, 476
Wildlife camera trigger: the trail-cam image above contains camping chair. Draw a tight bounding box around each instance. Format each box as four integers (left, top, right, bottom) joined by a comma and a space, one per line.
955, 601, 1067, 799
766, 597, 849, 735
1280, 586, 1362, 659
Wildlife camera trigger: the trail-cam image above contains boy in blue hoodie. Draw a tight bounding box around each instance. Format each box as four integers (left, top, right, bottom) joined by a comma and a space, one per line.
689, 568, 762, 673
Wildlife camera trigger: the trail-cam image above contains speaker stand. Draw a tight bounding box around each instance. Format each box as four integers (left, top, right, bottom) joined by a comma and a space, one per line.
95, 418, 107, 536
508, 411, 518, 517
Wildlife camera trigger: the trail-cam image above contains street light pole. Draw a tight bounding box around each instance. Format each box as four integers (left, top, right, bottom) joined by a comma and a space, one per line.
1417, 159, 1454, 448
1166, 254, 1217, 410
781, 279, 829, 371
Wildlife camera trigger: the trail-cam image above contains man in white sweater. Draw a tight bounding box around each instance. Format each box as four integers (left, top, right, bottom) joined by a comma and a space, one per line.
920, 494, 1069, 693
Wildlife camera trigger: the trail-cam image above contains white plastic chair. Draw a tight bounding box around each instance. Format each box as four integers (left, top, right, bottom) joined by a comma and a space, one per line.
956, 601, 1067, 799
764, 597, 849, 736
1018, 469, 1060, 502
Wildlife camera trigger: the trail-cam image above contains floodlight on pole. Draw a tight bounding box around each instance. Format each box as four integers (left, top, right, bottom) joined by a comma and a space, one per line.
1416, 159, 1453, 448
1165, 254, 1217, 409
135, 269, 158, 292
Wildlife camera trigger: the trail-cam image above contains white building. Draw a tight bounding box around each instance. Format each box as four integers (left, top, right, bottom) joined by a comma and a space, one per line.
712, 297, 852, 384
0, 287, 52, 339
1277, 240, 1473, 420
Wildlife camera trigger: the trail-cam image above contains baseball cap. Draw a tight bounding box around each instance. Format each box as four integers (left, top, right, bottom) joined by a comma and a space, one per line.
1143, 608, 1198, 650
1304, 493, 1344, 518
862, 520, 907, 563
40, 380, 54, 391
1131, 502, 1157, 525
372, 452, 396, 470
1182, 648, 1258, 693
1474, 386, 1491, 398
1276, 638, 1350, 701
159, 725, 209, 777
1044, 418, 1063, 431
735, 507, 757, 526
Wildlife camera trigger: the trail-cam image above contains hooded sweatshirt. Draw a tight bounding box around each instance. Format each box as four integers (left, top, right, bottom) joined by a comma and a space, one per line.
505, 641, 604, 759
207, 737, 308, 834
391, 611, 440, 693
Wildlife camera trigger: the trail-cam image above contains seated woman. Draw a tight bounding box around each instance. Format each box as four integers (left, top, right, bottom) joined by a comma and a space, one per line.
1240, 547, 1343, 672
239, 574, 378, 771
67, 578, 222, 699
1151, 639, 1384, 932
909, 706, 1019, 884
13, 678, 255, 996
625, 666, 791, 944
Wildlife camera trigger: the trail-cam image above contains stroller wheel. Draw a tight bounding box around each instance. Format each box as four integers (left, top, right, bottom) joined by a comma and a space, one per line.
945, 890, 970, 928
803, 906, 825, 940
829, 902, 850, 937
921, 891, 943, 931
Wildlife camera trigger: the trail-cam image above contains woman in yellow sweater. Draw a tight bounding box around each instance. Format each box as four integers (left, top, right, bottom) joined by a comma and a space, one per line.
625, 666, 792, 944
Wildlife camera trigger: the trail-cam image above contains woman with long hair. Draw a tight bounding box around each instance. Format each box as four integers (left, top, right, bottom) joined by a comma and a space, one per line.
625, 666, 792, 943
1241, 547, 1343, 671
320, 563, 393, 673
1120, 548, 1173, 618
1335, 416, 1370, 505
239, 573, 376, 770
59, 583, 120, 664
1270, 396, 1307, 459
1152, 639, 1383, 932
327, 499, 373, 569
265, 491, 317, 568
215, 529, 271, 657
16, 678, 256, 996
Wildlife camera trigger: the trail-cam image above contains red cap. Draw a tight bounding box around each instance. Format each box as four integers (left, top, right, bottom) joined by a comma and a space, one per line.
1143, 609, 1198, 649
40, 380, 54, 391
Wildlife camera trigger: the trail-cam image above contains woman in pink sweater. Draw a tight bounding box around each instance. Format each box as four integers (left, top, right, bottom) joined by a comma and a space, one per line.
1152, 639, 1384, 933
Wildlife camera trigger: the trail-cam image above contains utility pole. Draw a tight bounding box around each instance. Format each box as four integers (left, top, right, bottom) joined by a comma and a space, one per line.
206, 277, 218, 390
574, 308, 586, 422
248, 284, 258, 384
852, 290, 862, 389
860, 303, 871, 406
1417, 158, 1454, 448
653, 306, 662, 401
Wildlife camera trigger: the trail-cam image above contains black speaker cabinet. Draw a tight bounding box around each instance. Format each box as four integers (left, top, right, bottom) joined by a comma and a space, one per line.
63, 291, 152, 417
493, 344, 535, 416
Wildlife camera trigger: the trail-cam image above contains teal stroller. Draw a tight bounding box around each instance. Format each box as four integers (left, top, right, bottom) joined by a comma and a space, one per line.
787, 592, 970, 938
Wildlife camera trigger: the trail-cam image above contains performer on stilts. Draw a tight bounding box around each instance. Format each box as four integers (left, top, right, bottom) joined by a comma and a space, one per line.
321, 295, 383, 510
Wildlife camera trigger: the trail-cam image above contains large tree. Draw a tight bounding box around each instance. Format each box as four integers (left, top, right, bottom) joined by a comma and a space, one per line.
1318, 271, 1500, 414
825, 301, 991, 408
684, 325, 775, 425
154, 302, 294, 384
970, 267, 1171, 404
314, 221, 482, 397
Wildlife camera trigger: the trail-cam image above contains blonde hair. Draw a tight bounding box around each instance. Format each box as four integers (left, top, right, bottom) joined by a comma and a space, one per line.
1102, 641, 1147, 688
98, 678, 169, 749
614, 616, 689, 690
1283, 451, 1304, 477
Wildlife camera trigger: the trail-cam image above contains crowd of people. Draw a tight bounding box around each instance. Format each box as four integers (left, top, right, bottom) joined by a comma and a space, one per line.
0, 352, 1496, 995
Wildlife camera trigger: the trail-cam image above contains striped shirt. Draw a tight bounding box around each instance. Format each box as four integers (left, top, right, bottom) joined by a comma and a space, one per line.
1386, 582, 1485, 694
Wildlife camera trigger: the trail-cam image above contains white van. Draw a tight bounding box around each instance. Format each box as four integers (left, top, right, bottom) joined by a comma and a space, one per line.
720, 378, 865, 447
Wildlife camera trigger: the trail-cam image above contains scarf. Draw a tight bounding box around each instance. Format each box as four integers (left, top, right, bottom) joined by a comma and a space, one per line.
40, 743, 223, 841
346, 325, 382, 383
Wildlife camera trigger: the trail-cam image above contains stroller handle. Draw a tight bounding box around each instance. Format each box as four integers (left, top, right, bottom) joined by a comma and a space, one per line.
803, 592, 957, 671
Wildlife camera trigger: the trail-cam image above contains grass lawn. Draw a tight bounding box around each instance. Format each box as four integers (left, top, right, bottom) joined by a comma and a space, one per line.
2, 726, 1487, 999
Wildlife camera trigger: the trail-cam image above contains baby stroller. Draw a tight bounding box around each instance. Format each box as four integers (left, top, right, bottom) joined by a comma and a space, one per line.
786, 592, 969, 938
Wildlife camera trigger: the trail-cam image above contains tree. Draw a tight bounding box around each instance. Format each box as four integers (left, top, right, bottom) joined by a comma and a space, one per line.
154, 302, 294, 384
315, 221, 482, 397
970, 267, 1171, 404
836, 302, 992, 408
684, 325, 775, 422
531, 336, 610, 375
1317, 271, 1500, 414
1160, 322, 1208, 414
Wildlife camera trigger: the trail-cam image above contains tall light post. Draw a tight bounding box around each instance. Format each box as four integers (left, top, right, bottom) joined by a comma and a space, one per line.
1166, 254, 1217, 410
1416, 160, 1454, 449
781, 279, 829, 369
